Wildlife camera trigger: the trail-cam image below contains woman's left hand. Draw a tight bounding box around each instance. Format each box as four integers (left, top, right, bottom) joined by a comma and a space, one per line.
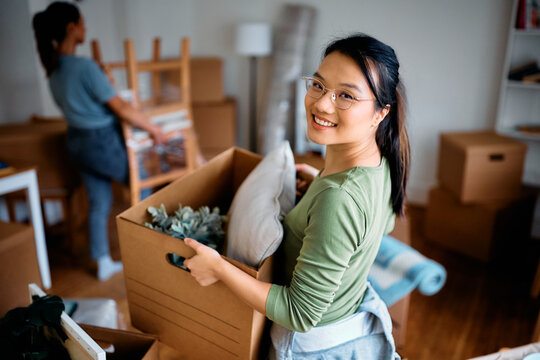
183, 238, 223, 286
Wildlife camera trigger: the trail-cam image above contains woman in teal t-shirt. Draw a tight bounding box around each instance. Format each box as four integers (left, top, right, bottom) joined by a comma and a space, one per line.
32, 2, 167, 281
184, 33, 410, 359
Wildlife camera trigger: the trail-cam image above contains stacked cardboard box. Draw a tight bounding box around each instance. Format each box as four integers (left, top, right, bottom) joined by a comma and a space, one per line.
387, 216, 411, 349
190, 58, 237, 160
192, 97, 237, 160
0, 222, 42, 316
424, 131, 535, 262
189, 58, 225, 104
164, 57, 237, 160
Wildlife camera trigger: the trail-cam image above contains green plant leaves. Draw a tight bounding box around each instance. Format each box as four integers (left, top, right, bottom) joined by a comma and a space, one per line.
145, 204, 227, 250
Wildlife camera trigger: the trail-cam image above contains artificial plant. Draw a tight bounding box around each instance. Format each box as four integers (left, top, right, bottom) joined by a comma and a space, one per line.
145, 204, 227, 269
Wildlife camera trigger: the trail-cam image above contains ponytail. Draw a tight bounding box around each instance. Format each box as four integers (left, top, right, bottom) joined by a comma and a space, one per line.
324, 33, 410, 216
376, 82, 410, 216
32, 12, 57, 77
32, 2, 80, 77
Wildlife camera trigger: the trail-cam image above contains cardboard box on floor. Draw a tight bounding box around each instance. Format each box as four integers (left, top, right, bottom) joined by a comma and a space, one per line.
424, 186, 536, 262
387, 215, 411, 350
28, 283, 105, 360
79, 324, 159, 360
28, 284, 160, 360
437, 131, 527, 203
0, 221, 41, 316
116, 147, 272, 360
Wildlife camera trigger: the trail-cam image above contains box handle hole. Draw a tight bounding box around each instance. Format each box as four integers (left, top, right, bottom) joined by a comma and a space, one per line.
489, 154, 504, 161
166, 253, 190, 272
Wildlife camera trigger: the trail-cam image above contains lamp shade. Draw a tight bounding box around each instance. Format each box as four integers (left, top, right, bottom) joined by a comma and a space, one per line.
235, 23, 272, 56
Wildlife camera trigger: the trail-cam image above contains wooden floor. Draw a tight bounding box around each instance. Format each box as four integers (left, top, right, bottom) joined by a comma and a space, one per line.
44, 195, 539, 360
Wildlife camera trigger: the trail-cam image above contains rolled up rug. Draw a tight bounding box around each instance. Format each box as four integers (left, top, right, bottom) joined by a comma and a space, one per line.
368, 235, 447, 306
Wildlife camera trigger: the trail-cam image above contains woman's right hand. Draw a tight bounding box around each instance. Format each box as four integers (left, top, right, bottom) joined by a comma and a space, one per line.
149, 125, 169, 146
295, 163, 319, 196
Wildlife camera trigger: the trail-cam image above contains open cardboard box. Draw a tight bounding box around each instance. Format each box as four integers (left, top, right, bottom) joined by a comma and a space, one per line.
28, 284, 159, 360
79, 324, 159, 360
28, 283, 106, 360
116, 147, 273, 360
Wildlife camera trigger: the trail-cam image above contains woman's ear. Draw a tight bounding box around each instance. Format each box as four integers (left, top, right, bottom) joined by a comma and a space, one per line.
372, 105, 390, 127
66, 21, 77, 35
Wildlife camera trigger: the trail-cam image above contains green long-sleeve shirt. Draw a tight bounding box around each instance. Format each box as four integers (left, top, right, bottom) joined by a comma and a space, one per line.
265, 157, 395, 332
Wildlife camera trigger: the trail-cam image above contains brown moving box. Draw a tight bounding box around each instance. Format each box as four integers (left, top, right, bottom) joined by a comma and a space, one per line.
437, 131, 527, 203
424, 186, 535, 262
79, 324, 159, 360
0, 122, 76, 190
163, 57, 225, 104
0, 221, 41, 316
387, 215, 411, 350
116, 147, 272, 360
192, 98, 237, 159
190, 57, 225, 103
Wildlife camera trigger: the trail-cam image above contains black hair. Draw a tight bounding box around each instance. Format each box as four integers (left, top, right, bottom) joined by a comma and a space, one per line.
32, 1, 81, 77
324, 33, 410, 216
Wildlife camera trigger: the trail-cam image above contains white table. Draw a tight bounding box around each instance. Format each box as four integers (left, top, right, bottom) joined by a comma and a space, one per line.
0, 168, 51, 289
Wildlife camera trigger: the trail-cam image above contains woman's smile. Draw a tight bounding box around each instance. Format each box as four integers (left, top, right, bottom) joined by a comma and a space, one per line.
312, 114, 337, 129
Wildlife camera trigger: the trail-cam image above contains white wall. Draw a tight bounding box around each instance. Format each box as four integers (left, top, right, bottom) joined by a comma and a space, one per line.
0, 0, 514, 204
0, 0, 45, 122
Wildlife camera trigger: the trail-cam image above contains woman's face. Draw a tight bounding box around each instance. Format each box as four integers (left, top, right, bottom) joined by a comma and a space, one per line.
72, 16, 86, 44
304, 51, 387, 147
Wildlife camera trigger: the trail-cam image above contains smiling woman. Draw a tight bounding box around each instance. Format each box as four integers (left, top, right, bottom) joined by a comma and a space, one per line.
303, 51, 389, 162
183, 33, 410, 360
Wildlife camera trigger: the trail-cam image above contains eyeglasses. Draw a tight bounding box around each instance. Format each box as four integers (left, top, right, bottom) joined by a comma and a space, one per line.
302, 76, 375, 110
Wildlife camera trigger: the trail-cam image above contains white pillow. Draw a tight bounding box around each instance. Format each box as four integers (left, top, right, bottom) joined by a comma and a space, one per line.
226, 141, 296, 268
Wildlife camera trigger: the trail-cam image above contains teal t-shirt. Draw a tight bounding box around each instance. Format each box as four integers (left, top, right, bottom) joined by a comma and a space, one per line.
266, 157, 395, 332
49, 55, 116, 129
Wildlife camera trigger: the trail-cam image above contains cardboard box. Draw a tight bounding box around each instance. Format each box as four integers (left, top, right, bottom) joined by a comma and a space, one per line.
388, 295, 409, 350
387, 215, 411, 349
0, 221, 41, 316
192, 98, 237, 159
163, 57, 225, 104
28, 285, 159, 359
437, 131, 527, 203
190, 57, 225, 103
423, 186, 535, 262
80, 324, 159, 360
28, 283, 106, 360
116, 148, 272, 360
0, 122, 77, 190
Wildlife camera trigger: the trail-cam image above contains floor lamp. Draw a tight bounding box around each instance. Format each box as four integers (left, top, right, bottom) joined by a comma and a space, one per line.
235, 23, 272, 152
